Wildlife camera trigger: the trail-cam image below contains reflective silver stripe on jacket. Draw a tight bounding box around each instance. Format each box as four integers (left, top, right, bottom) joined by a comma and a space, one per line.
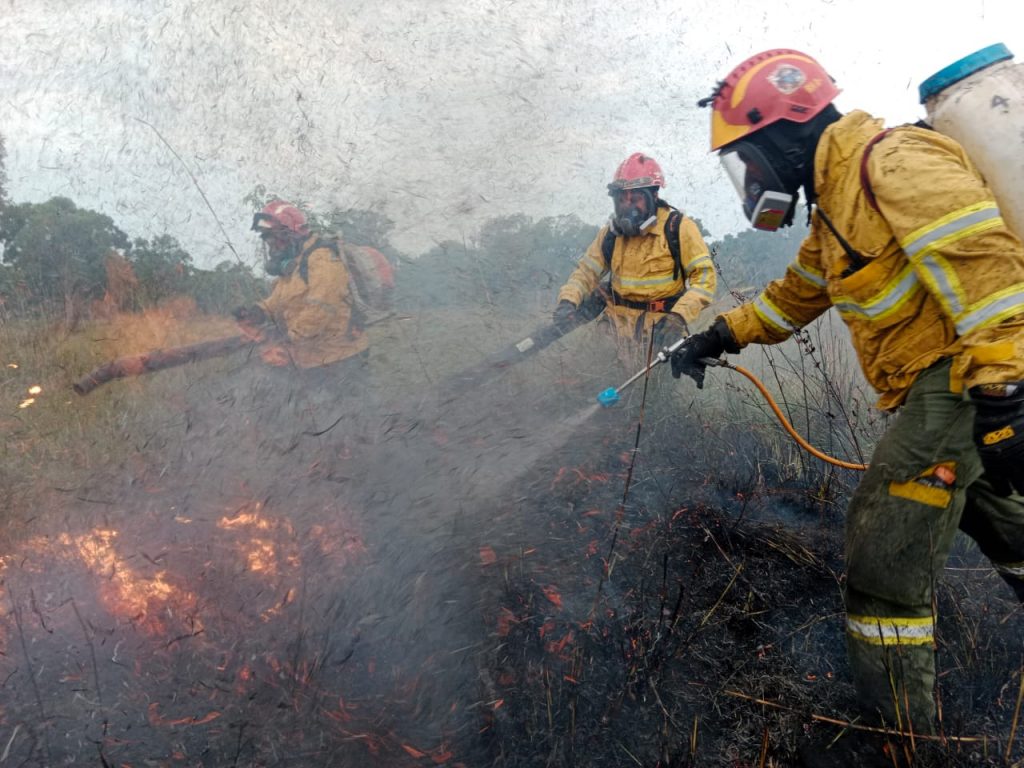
790, 260, 826, 288
753, 294, 797, 334
832, 265, 921, 322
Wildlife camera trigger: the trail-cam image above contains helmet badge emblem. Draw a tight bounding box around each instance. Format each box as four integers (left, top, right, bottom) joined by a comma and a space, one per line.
768, 65, 806, 95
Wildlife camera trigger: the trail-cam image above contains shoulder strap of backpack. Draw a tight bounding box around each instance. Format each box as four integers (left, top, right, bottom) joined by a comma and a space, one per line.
600, 206, 684, 279
297, 236, 341, 283
600, 227, 617, 265
861, 123, 936, 212
664, 208, 683, 280
860, 128, 893, 212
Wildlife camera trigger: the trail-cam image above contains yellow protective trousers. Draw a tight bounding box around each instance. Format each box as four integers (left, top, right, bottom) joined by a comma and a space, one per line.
844, 360, 1024, 731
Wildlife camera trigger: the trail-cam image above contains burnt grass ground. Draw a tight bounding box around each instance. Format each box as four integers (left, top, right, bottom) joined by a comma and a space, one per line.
3, 306, 1024, 767
482, 417, 1024, 767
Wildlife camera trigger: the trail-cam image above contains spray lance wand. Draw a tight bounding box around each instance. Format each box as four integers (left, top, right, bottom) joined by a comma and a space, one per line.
595, 335, 707, 407
595, 336, 868, 472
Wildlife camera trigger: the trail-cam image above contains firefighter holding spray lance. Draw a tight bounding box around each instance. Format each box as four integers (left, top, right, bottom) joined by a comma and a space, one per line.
598, 47, 1024, 760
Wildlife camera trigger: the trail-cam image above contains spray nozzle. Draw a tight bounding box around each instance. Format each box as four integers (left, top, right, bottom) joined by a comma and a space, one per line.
595, 335, 691, 407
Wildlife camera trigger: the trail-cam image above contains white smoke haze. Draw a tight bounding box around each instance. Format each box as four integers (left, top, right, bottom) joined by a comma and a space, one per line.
7, 3, 1024, 765
3, 0, 1021, 264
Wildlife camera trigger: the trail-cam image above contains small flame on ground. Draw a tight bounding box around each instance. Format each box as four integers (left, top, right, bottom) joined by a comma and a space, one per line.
27, 385, 42, 395
6, 363, 17, 369
58, 529, 195, 634
18, 398, 35, 409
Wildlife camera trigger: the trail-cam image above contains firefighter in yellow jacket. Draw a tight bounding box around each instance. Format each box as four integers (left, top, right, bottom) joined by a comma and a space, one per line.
553, 153, 716, 348
675, 49, 1024, 738
234, 199, 368, 370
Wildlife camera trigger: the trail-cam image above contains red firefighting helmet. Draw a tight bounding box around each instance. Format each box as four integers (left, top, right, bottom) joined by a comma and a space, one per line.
607, 153, 666, 193
251, 200, 309, 237
706, 49, 840, 151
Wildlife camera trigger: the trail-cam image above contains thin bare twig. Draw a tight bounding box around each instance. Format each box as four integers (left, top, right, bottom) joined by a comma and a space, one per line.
698, 563, 743, 629
1005, 666, 1024, 761
70, 597, 103, 706
723, 688, 982, 743
132, 116, 243, 265
7, 587, 50, 761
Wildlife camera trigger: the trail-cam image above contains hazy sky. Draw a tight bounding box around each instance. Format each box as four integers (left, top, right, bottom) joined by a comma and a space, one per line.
2, 0, 1022, 267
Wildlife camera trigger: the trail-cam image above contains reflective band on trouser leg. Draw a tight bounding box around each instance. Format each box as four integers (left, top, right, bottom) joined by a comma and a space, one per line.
844, 361, 975, 732
845, 613, 937, 733
846, 612, 936, 728
846, 614, 934, 645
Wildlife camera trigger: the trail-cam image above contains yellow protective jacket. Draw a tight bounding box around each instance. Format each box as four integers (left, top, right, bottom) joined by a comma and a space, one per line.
258, 234, 369, 368
722, 110, 1024, 410
557, 206, 716, 338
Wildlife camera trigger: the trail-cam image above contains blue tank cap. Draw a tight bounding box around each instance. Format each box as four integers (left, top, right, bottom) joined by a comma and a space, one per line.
919, 43, 1014, 104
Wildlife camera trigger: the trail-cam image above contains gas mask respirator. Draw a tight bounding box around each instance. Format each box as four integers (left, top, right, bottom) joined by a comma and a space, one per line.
719, 141, 798, 231
609, 187, 658, 237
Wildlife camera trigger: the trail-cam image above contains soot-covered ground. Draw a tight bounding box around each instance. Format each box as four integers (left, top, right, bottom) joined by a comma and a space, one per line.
3, 314, 1024, 768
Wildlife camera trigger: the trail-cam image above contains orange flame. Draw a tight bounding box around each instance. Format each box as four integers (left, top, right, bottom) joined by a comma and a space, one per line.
59, 529, 197, 634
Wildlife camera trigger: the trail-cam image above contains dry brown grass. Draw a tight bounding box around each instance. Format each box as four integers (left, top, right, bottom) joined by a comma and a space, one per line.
1, 305, 247, 525
4, 303, 1024, 766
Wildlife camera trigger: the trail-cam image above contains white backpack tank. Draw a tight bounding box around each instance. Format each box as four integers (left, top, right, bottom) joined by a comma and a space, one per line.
919, 43, 1024, 239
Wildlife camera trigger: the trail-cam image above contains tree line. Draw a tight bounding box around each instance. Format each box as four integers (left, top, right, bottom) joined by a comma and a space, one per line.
0, 136, 804, 325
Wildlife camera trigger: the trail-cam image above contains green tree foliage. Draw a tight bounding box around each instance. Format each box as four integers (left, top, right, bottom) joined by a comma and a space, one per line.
393, 209, 812, 317
186, 261, 266, 313
0, 195, 264, 320
0, 263, 26, 318
324, 208, 396, 250
0, 197, 129, 325
396, 213, 597, 311
321, 206, 410, 287
711, 217, 810, 295
129, 234, 194, 307
688, 215, 712, 240
0, 132, 8, 210
243, 184, 408, 269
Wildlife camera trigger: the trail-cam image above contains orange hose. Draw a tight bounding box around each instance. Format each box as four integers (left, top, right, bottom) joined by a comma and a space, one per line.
720, 361, 869, 472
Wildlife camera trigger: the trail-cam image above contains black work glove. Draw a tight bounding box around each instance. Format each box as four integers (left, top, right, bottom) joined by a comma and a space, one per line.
232, 304, 267, 326
577, 287, 608, 323
972, 382, 1024, 496
652, 313, 689, 349
552, 300, 579, 333
670, 317, 740, 388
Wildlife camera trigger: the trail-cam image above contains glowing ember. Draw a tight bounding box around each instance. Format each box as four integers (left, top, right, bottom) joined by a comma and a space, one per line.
6, 363, 17, 368
18, 398, 35, 408
27, 385, 41, 395
0, 493, 369, 763
246, 540, 278, 573
219, 507, 278, 532
57, 528, 194, 634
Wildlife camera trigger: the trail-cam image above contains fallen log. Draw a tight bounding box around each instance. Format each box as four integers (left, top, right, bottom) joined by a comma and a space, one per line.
73, 335, 255, 395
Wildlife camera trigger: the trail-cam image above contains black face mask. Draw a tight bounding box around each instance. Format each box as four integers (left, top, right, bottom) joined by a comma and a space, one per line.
719, 106, 842, 231
263, 238, 302, 276
609, 187, 658, 236
720, 140, 798, 231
